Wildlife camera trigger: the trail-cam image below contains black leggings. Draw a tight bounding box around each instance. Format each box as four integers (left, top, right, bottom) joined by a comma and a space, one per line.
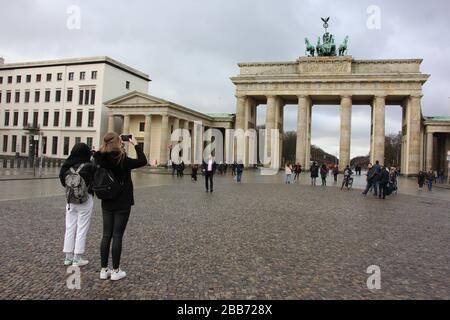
100, 208, 131, 269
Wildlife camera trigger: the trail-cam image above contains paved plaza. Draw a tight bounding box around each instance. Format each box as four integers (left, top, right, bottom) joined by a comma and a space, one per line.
0, 171, 449, 300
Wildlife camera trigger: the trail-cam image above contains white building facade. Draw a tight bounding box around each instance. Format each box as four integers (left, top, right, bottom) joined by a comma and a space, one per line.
0, 56, 149, 158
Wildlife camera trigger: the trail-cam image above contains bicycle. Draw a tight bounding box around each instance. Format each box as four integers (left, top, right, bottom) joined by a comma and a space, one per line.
341, 174, 354, 190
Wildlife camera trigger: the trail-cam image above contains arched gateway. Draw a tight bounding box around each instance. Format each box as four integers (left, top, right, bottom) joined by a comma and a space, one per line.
231, 21, 430, 176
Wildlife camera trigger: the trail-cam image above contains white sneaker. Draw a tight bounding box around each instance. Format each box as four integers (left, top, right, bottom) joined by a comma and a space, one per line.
72, 258, 89, 267
64, 258, 73, 266
100, 268, 111, 280
110, 269, 127, 281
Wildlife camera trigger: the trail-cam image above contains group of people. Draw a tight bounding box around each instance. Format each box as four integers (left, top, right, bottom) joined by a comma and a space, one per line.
417, 170, 437, 191
170, 160, 185, 177
60, 132, 147, 281
361, 161, 399, 199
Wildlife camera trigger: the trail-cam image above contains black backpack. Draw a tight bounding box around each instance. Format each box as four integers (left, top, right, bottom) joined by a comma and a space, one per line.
92, 166, 123, 200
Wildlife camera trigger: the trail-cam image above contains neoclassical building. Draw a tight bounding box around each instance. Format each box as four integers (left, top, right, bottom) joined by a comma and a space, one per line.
105, 91, 234, 165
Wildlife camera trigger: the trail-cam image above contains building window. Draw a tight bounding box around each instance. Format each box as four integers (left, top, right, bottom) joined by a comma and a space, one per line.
6, 91, 11, 103
13, 112, 18, 126
34, 90, 40, 103
24, 91, 30, 103
11, 135, 17, 153
67, 89, 73, 102
4, 111, 10, 126
68, 72, 74, 81
52, 137, 58, 155
26, 75, 31, 83
43, 111, 49, 127
84, 90, 90, 105
3, 135, 8, 152
45, 90, 51, 102
76, 111, 82, 127
8, 76, 12, 84
53, 111, 60, 127
63, 137, 70, 155
0, 91, 2, 103
55, 90, 61, 102
90, 89, 95, 105
91, 71, 97, 80
75, 137, 81, 145
0, 76, 3, 84
65, 111, 71, 127
57, 73, 63, 81
21, 136, 27, 153
36, 74, 41, 82
139, 122, 145, 132
42, 136, 47, 154
23, 111, 29, 126
46, 73, 52, 82
15, 91, 20, 103
16, 75, 21, 83
80, 72, 85, 80
32, 112, 38, 128
88, 110, 94, 127
86, 137, 93, 149
78, 90, 84, 105
126, 81, 130, 90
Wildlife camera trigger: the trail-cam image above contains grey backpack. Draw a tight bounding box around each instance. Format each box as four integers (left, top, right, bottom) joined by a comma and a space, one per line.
65, 163, 89, 204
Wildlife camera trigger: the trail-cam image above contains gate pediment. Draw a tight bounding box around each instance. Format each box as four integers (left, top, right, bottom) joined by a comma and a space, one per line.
297, 56, 352, 74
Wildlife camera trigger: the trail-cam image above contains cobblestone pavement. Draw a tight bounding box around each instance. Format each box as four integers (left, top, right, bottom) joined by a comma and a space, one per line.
0, 181, 449, 300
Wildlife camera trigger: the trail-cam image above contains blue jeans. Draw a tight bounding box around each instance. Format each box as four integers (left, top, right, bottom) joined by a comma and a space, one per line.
236, 171, 242, 183
428, 180, 432, 191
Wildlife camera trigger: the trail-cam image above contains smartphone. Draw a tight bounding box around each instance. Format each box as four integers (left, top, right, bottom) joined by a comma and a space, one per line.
121, 134, 132, 142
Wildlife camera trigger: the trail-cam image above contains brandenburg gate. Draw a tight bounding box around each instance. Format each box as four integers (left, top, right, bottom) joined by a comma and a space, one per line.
231, 19, 429, 176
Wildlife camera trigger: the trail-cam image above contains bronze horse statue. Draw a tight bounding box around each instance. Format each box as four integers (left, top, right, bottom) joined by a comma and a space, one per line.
339, 35, 349, 56
305, 38, 315, 56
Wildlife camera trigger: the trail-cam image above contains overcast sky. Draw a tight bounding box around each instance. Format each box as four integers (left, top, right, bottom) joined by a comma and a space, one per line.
1, 0, 449, 157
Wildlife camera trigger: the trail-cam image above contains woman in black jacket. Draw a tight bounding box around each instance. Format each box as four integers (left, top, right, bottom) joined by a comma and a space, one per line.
93, 132, 147, 281
59, 143, 95, 267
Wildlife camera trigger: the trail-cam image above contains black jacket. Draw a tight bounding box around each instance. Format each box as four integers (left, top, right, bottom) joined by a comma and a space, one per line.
202, 160, 217, 174
380, 169, 390, 184
59, 143, 95, 194
93, 144, 147, 211
310, 165, 319, 178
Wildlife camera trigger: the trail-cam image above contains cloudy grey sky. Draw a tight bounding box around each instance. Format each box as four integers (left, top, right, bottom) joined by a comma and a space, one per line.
1, 0, 449, 157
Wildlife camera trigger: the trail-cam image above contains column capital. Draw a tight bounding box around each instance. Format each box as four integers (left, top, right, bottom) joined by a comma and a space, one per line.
373, 95, 386, 100
340, 95, 352, 100
409, 94, 423, 99
235, 93, 247, 99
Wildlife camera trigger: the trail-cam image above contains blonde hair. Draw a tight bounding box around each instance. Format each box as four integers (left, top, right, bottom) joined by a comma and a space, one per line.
99, 132, 125, 164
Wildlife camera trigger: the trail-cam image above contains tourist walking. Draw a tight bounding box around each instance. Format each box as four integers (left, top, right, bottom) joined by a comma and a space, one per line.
332, 164, 339, 182
202, 155, 217, 192
93, 133, 147, 281
417, 171, 426, 190
191, 164, 199, 182
294, 163, 302, 181
362, 163, 375, 196
236, 160, 244, 183
60, 143, 96, 267
285, 162, 293, 184
426, 170, 435, 191
372, 160, 382, 196
310, 162, 319, 186
231, 161, 237, 177
378, 166, 390, 199
320, 164, 328, 186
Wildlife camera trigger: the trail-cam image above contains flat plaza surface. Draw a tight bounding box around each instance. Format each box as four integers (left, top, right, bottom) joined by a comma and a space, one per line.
0, 172, 449, 299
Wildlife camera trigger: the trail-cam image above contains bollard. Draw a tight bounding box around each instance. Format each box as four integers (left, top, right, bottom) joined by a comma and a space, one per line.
17, 158, 21, 169
3, 159, 7, 168
10, 159, 15, 169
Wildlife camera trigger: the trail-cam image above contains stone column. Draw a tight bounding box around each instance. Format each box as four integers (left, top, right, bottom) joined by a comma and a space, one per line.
372, 96, 385, 165
235, 95, 246, 130
265, 95, 277, 167
108, 114, 115, 132
296, 95, 309, 167
404, 95, 422, 175
426, 132, 433, 171
144, 114, 152, 160
160, 115, 169, 165
339, 95, 352, 171
122, 114, 130, 152
305, 103, 312, 171
183, 120, 190, 163
123, 114, 130, 134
